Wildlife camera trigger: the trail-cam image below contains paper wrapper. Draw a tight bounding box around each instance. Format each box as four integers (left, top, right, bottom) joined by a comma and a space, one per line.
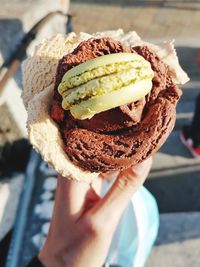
22, 29, 189, 182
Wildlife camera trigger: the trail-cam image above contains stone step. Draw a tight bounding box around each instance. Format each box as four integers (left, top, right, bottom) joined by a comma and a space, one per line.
0, 0, 69, 147
176, 46, 199, 78
0, 0, 70, 242
145, 212, 200, 267
146, 168, 200, 212
147, 130, 200, 212
0, 0, 69, 66
0, 174, 24, 241
175, 101, 194, 130
152, 130, 199, 173
167, 80, 200, 130
181, 80, 200, 102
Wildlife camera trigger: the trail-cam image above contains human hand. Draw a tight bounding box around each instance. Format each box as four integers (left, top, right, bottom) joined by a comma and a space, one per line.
39, 157, 152, 267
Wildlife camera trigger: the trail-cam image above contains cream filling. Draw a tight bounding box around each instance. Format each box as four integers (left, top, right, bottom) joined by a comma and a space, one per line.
62, 66, 153, 109
58, 60, 147, 93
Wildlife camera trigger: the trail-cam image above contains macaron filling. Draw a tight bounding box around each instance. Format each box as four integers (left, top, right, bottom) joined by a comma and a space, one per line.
59, 60, 145, 91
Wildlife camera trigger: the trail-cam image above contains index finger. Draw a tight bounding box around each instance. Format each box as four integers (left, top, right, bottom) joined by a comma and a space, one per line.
54, 177, 91, 221
54, 175, 103, 222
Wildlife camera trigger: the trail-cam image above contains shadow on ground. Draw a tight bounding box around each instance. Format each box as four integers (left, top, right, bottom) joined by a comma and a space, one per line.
0, 19, 25, 89
155, 212, 200, 245
176, 46, 200, 78
145, 169, 200, 213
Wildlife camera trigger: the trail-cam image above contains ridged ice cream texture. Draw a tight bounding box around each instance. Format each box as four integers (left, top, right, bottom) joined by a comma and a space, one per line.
58, 53, 154, 119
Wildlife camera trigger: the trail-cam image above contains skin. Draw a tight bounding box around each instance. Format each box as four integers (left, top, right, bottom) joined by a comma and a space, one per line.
39, 157, 152, 267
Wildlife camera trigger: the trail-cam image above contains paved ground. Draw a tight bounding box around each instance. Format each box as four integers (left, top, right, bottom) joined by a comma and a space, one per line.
71, 0, 200, 44
145, 212, 200, 267
70, 1, 200, 266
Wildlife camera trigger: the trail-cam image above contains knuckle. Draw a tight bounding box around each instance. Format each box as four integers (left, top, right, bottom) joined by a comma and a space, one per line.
117, 170, 136, 188
82, 214, 104, 237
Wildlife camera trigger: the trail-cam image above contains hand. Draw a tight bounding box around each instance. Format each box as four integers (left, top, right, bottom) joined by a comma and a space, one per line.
39, 157, 152, 267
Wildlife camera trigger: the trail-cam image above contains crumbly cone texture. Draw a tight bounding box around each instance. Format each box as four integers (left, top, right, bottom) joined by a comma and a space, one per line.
22, 30, 189, 182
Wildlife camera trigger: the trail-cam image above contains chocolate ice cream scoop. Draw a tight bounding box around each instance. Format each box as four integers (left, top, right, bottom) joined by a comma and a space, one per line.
50, 37, 182, 172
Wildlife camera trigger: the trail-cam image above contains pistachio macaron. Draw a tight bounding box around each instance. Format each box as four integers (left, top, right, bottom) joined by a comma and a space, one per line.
58, 53, 154, 120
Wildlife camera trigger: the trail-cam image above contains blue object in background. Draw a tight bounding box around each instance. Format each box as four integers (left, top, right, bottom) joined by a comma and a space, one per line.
102, 183, 159, 267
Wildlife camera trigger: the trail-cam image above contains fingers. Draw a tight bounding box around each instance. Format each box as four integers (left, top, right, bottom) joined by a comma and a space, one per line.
99, 170, 119, 181
52, 157, 152, 229
88, 158, 152, 230
54, 176, 92, 222
53, 175, 104, 223
116, 156, 152, 192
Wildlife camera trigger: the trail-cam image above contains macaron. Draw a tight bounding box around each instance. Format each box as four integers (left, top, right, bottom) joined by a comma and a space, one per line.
58, 53, 154, 120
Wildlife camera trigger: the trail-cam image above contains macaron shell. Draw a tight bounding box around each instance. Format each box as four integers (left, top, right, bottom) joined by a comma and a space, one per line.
70, 79, 153, 120
61, 53, 145, 81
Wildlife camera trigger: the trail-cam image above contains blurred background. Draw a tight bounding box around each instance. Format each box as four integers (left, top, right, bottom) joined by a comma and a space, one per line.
0, 0, 200, 266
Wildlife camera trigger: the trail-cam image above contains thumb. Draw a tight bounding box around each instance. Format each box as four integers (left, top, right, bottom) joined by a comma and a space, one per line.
115, 156, 152, 195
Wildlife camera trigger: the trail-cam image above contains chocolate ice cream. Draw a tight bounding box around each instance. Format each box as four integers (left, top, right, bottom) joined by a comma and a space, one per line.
50, 37, 182, 172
